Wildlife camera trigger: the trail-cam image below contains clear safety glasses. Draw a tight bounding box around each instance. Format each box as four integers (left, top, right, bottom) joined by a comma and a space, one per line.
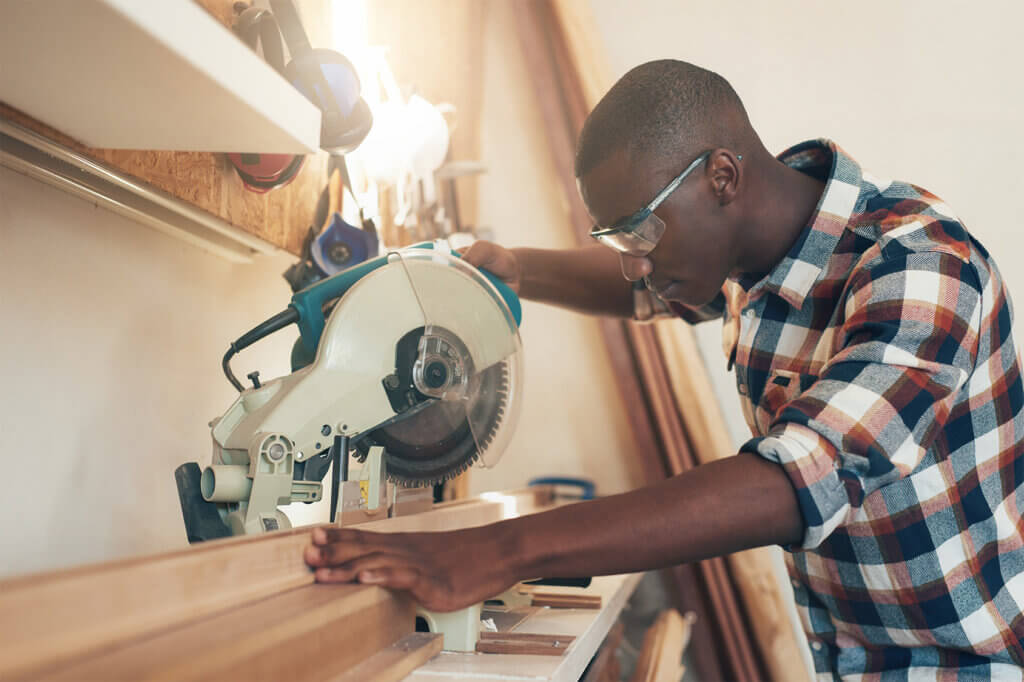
589, 150, 715, 256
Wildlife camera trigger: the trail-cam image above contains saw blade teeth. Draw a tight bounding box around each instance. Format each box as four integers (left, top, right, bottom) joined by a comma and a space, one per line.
360, 358, 511, 486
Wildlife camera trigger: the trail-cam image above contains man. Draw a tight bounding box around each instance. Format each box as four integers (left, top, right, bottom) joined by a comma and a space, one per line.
305, 60, 1024, 678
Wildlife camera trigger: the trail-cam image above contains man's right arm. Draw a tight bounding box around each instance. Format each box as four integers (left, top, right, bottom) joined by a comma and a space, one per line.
462, 241, 633, 318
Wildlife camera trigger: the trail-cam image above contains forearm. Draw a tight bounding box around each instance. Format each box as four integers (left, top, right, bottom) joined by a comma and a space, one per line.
513, 245, 633, 317
489, 452, 803, 581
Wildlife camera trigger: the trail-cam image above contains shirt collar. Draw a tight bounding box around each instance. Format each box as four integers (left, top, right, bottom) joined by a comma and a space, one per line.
745, 139, 863, 309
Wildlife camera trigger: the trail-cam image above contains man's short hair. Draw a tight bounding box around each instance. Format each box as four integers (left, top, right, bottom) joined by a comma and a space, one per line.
575, 60, 750, 178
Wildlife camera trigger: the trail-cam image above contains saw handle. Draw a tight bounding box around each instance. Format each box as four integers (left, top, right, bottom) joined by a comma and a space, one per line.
289, 243, 522, 360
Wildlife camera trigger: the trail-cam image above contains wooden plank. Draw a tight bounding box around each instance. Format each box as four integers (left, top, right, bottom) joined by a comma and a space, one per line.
629, 610, 694, 682
0, 0, 320, 153
530, 593, 603, 609
43, 584, 413, 682
0, 528, 314, 680
0, 487, 554, 679
580, 621, 624, 682
477, 632, 576, 656
328, 633, 443, 682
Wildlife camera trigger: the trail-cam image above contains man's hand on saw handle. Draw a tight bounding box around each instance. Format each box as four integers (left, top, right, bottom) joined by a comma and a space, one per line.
462, 240, 634, 317
460, 241, 523, 294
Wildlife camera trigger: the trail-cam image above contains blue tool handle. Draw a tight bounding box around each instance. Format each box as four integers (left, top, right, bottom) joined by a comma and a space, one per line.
289, 242, 521, 357
528, 477, 596, 500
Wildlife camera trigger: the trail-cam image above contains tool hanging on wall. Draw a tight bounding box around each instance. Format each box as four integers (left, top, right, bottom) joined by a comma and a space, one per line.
225, 1, 373, 193
227, 5, 304, 192
282, 156, 379, 292
311, 158, 379, 275
269, 0, 372, 153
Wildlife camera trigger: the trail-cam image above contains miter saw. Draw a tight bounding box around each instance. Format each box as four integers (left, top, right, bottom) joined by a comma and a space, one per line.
175, 241, 523, 541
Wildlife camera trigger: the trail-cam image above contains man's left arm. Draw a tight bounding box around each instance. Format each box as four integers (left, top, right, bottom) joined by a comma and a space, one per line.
305, 451, 803, 612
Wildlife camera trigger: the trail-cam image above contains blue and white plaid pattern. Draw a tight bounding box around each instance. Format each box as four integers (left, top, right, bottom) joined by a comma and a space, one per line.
670, 140, 1024, 679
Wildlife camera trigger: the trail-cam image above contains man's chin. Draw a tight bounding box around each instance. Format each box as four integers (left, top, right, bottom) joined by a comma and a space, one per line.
654, 282, 718, 307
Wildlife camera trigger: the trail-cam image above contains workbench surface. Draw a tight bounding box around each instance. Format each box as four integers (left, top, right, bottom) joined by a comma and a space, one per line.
403, 572, 643, 681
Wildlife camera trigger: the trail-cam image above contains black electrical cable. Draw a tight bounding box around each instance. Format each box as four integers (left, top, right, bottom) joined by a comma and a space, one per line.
222, 307, 300, 391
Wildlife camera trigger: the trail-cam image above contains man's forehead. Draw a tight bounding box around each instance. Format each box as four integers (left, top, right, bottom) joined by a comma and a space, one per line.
578, 148, 673, 227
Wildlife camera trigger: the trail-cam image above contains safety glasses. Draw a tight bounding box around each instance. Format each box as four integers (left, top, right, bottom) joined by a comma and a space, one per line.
589, 150, 713, 256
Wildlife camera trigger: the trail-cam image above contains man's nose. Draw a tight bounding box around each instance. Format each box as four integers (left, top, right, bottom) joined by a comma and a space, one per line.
619, 253, 653, 282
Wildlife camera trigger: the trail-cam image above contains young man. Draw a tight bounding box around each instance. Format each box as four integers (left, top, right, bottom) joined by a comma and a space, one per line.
306, 60, 1024, 678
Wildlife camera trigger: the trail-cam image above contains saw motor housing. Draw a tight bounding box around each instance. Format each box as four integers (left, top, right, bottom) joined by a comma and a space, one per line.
184, 243, 523, 538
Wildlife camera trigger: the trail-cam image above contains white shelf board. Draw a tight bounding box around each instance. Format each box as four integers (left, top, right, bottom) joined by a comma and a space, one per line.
0, 0, 322, 153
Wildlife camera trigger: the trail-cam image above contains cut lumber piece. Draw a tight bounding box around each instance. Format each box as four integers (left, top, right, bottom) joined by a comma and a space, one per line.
329, 633, 443, 682
42, 584, 413, 682
629, 610, 695, 682
476, 631, 577, 656
0, 487, 555, 679
531, 593, 603, 609
0, 528, 316, 679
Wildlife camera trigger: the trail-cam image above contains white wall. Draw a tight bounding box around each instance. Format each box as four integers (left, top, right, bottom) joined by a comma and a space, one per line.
0, 166, 308, 577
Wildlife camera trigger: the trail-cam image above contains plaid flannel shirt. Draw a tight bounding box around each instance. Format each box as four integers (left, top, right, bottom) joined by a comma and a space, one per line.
665, 140, 1024, 679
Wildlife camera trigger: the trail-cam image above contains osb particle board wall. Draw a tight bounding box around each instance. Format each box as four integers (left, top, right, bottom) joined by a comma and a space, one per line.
1, 0, 327, 256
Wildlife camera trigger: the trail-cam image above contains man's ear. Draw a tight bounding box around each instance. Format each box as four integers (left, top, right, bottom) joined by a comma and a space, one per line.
708, 149, 741, 205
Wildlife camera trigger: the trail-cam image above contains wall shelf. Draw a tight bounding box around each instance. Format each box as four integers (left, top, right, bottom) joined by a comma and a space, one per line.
0, 0, 321, 154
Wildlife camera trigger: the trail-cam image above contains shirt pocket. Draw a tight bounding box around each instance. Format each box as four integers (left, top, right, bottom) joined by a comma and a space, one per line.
757, 369, 805, 429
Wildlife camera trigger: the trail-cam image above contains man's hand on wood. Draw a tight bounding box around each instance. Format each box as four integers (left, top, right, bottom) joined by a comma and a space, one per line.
304, 526, 518, 612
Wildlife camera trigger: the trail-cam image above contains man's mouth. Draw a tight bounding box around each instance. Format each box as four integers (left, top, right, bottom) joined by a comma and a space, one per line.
645, 276, 678, 300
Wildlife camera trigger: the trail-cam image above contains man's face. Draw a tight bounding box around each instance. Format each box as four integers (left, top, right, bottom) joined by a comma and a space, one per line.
579, 148, 739, 307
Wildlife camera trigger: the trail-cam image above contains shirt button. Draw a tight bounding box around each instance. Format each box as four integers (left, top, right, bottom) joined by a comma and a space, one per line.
791, 579, 800, 589
738, 384, 748, 396
744, 308, 755, 319
811, 642, 823, 652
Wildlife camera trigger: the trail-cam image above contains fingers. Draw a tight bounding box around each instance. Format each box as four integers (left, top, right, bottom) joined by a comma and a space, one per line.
461, 241, 509, 270
312, 552, 421, 589
460, 241, 520, 292
460, 241, 496, 267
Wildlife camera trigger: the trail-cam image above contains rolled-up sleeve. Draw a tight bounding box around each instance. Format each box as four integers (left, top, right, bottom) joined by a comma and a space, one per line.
741, 250, 983, 549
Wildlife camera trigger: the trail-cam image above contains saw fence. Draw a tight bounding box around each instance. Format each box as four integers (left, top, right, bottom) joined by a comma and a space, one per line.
0, 488, 552, 681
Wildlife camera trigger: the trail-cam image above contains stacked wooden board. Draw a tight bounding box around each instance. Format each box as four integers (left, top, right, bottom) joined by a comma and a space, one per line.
0, 488, 552, 681
629, 610, 696, 682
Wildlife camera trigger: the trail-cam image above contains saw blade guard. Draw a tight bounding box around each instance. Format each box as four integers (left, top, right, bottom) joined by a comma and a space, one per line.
386, 248, 523, 473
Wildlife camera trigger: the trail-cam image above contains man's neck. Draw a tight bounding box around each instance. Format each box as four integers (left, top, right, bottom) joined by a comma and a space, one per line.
736, 157, 825, 278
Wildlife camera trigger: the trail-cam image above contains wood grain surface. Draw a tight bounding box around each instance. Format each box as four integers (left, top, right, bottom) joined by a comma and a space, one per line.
43, 584, 414, 682
0, 487, 554, 679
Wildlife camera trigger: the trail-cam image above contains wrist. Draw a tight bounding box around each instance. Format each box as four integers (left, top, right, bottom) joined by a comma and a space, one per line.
468, 518, 532, 586
509, 247, 529, 298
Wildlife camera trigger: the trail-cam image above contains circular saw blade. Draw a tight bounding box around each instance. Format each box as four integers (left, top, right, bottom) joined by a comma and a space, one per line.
354, 360, 510, 486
